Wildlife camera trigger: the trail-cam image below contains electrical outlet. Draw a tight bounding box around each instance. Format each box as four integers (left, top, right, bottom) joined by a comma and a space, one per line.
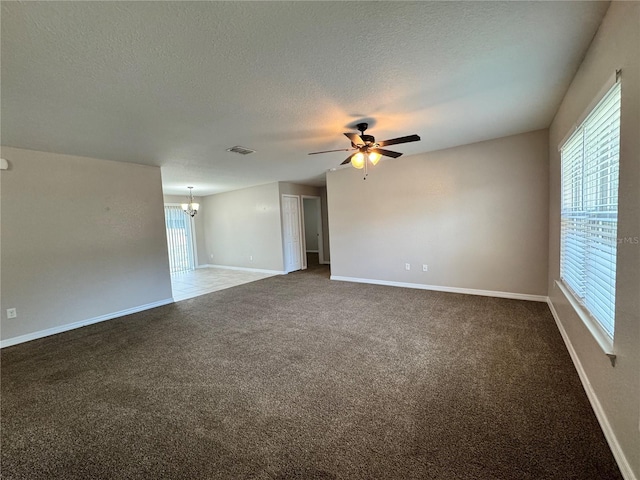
249, 255, 253, 262
422, 264, 428, 272
210, 254, 213, 259
7, 308, 17, 319
405, 263, 411, 271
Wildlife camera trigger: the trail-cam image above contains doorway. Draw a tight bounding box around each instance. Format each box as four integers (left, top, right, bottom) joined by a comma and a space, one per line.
302, 196, 323, 269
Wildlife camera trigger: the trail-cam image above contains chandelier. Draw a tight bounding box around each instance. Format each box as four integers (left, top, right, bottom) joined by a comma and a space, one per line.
181, 187, 199, 217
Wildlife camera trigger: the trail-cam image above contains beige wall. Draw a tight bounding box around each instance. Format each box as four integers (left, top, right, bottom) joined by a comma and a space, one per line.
163, 194, 207, 267
202, 182, 284, 272
327, 129, 549, 297
200, 182, 330, 272
547, 2, 639, 477
278, 182, 321, 198
0, 147, 172, 343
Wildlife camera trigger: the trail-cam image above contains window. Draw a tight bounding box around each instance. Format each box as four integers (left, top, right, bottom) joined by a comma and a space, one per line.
560, 80, 621, 344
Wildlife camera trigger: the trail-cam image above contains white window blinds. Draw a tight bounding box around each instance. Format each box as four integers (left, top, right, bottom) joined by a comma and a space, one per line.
560, 81, 621, 339
164, 206, 196, 273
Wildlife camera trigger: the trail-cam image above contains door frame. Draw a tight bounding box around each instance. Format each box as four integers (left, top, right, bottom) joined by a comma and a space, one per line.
301, 195, 324, 269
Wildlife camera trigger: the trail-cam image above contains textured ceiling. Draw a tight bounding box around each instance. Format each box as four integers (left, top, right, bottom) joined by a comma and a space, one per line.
1, 1, 609, 195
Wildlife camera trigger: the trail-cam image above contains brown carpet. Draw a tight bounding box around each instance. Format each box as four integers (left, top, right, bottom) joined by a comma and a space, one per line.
1, 262, 622, 479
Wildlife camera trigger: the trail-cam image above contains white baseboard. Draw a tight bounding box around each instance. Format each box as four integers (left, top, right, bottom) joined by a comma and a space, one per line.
0, 298, 174, 349
547, 300, 636, 480
330, 276, 547, 302
205, 264, 285, 275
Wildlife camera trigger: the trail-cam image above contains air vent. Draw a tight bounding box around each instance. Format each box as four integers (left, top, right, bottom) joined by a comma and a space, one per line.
226, 146, 255, 155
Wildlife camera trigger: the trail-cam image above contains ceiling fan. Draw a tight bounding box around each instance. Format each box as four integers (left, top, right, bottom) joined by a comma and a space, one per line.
308, 123, 421, 171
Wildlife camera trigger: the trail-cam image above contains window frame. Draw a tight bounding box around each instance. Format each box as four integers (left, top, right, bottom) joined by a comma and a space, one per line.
557, 72, 621, 358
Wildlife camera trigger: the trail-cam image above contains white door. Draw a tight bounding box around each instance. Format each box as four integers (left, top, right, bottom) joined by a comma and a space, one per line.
282, 195, 302, 273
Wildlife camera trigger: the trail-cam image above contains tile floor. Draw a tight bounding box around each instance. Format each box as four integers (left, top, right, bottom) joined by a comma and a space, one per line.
171, 267, 278, 301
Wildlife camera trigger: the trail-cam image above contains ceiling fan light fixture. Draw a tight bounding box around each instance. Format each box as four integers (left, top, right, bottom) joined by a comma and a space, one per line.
368, 151, 381, 165
351, 152, 365, 169
308, 123, 420, 175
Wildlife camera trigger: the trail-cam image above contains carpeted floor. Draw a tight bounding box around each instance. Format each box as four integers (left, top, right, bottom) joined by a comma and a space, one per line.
1, 259, 622, 479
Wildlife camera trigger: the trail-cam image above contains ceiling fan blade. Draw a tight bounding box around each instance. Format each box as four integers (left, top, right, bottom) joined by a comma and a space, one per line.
308, 148, 352, 155
371, 148, 403, 159
344, 132, 364, 146
340, 152, 357, 165
377, 134, 421, 147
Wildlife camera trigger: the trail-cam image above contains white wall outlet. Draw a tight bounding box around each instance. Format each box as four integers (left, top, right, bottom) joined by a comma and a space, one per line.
405, 263, 411, 271
210, 254, 214, 259
249, 255, 253, 262
422, 264, 428, 272
7, 308, 17, 319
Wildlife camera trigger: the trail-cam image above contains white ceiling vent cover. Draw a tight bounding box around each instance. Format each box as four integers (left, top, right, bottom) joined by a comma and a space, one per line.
226, 146, 255, 155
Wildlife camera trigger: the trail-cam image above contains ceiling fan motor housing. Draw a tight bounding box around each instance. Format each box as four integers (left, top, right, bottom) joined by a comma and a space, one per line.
361, 134, 375, 145
355, 123, 375, 146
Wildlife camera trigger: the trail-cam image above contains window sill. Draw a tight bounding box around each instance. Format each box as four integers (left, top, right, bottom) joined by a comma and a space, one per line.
555, 280, 616, 366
